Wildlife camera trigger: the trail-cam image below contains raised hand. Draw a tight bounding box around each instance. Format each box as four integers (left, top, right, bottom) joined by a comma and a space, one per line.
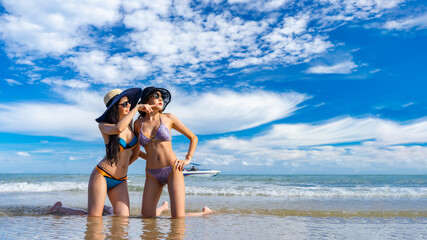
138, 104, 156, 113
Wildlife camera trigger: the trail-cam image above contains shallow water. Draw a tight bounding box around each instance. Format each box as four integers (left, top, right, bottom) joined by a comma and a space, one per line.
1, 214, 426, 239
1, 174, 426, 239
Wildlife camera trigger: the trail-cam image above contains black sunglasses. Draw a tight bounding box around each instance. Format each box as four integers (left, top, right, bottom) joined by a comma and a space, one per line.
118, 100, 131, 108
150, 93, 163, 100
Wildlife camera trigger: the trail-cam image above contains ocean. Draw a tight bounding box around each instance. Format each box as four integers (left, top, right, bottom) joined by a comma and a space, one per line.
1, 174, 426, 239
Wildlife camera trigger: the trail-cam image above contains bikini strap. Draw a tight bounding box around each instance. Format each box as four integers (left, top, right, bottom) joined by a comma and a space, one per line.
139, 118, 144, 132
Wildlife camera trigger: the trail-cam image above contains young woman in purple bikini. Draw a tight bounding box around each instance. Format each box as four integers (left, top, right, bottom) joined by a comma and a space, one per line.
135, 87, 212, 218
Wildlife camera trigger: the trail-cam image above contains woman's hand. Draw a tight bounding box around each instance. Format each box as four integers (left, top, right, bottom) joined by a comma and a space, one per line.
174, 159, 191, 171
138, 104, 155, 113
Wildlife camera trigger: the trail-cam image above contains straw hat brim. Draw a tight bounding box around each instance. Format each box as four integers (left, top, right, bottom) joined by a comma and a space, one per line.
95, 88, 142, 123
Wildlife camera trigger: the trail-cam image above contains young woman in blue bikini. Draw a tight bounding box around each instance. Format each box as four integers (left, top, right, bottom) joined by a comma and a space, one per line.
135, 87, 212, 218
49, 88, 168, 216
88, 88, 146, 216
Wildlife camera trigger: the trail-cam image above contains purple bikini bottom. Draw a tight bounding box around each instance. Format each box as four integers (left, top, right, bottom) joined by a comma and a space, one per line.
146, 166, 174, 185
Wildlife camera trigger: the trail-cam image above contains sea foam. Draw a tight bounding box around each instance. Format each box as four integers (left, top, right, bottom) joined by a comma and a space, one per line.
185, 185, 427, 199
0, 182, 87, 193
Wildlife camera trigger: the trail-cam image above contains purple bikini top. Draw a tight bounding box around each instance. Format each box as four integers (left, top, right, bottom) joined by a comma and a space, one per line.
139, 115, 172, 147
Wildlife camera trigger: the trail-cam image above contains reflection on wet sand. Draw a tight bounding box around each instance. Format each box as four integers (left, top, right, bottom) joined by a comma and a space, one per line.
141, 218, 187, 240
85, 217, 105, 240
85, 216, 130, 239
84, 216, 187, 239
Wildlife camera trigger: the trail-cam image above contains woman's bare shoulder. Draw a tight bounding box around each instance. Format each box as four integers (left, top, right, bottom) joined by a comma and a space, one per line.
134, 117, 143, 130
163, 113, 176, 119
135, 117, 143, 124
163, 113, 178, 122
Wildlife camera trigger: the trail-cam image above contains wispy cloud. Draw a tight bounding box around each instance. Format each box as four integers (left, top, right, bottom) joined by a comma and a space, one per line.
0, 102, 100, 140
196, 117, 427, 170
41, 78, 90, 89
0, 89, 307, 139
306, 61, 358, 74
382, 14, 427, 30
4, 79, 22, 86
206, 117, 427, 148
170, 89, 309, 134
402, 102, 414, 108
16, 151, 30, 157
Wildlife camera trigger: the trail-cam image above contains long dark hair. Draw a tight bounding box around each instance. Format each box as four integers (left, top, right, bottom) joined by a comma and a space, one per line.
105, 103, 120, 166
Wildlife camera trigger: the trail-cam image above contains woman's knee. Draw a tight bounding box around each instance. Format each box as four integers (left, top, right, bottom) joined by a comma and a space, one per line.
113, 209, 129, 217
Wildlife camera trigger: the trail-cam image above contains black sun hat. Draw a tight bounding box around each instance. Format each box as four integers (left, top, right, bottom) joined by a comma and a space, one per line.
96, 88, 142, 123
139, 86, 171, 117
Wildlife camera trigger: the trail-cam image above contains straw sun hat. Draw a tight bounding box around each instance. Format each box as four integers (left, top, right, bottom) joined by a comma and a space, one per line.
95, 88, 142, 123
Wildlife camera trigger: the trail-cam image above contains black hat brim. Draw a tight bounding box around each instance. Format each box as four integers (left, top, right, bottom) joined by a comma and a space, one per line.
95, 88, 142, 123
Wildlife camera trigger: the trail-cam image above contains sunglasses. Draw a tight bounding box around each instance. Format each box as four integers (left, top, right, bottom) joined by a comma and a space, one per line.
150, 93, 163, 100
118, 100, 131, 108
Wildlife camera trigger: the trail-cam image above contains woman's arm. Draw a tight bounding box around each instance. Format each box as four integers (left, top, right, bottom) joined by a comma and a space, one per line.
129, 142, 140, 165
169, 113, 198, 170
138, 151, 148, 160
99, 104, 154, 135
134, 118, 148, 161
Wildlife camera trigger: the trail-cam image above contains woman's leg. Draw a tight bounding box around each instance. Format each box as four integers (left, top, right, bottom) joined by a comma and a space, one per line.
156, 201, 169, 216
142, 172, 164, 218
107, 181, 130, 217
88, 169, 108, 216
47, 201, 87, 215
167, 169, 186, 218
167, 169, 213, 218
185, 207, 213, 217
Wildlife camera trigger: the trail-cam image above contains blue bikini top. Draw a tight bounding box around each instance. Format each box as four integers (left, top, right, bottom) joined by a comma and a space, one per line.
139, 115, 172, 147
118, 135, 137, 152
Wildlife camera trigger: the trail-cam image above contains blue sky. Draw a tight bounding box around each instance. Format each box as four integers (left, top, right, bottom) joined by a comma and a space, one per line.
0, 0, 426, 174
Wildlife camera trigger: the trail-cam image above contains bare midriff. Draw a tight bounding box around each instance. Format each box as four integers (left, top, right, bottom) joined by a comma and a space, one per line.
97, 149, 132, 178
144, 141, 177, 169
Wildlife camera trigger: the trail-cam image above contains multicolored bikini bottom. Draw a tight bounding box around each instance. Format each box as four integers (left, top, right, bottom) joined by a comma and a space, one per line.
96, 165, 127, 190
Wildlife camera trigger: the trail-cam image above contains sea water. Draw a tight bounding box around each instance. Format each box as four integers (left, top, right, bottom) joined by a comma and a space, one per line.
1, 174, 426, 239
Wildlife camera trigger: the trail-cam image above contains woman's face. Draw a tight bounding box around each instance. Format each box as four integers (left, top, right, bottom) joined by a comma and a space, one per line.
118, 96, 131, 117
147, 91, 163, 111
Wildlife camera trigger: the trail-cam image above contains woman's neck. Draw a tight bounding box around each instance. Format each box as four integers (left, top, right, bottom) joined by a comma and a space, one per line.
146, 111, 160, 121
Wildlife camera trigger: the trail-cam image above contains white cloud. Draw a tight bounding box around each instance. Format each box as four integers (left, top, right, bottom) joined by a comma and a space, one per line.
4, 79, 22, 86
369, 69, 381, 74
402, 102, 414, 108
0, 0, 406, 86
41, 78, 90, 89
16, 151, 30, 157
0, 88, 306, 139
169, 89, 309, 134
382, 14, 427, 30
306, 61, 358, 74
195, 117, 427, 170
0, 88, 105, 141
0, 102, 100, 140
121, 8, 333, 82
64, 51, 151, 86
0, 0, 121, 56
214, 117, 427, 148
